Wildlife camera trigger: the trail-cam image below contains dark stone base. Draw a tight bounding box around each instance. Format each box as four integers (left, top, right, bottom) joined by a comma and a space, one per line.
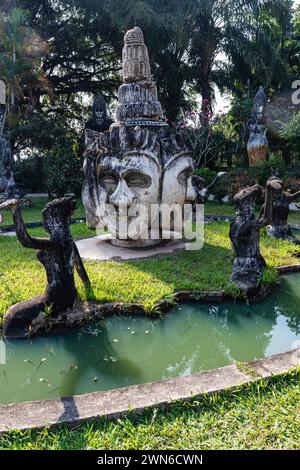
231, 256, 267, 293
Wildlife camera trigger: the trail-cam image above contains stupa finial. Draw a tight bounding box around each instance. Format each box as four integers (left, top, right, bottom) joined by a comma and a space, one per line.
122, 26, 151, 83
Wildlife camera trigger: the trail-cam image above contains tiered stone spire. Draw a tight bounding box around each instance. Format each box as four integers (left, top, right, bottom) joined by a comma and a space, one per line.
116, 27, 164, 124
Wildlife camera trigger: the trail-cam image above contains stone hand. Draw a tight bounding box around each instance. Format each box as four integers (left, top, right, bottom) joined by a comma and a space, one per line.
0, 198, 27, 213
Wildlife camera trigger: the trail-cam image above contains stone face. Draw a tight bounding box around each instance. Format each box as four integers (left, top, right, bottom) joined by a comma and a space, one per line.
0, 197, 91, 338
82, 27, 196, 248
230, 184, 270, 292
246, 86, 269, 167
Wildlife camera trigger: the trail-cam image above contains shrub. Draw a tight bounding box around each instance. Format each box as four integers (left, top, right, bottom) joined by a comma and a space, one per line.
280, 111, 300, 152
195, 167, 217, 184
14, 154, 46, 192
45, 147, 83, 197
212, 171, 256, 201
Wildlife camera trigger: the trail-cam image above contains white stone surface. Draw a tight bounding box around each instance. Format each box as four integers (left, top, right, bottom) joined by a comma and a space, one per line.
76, 234, 186, 262
24, 193, 48, 198
0, 231, 15, 236
289, 203, 300, 212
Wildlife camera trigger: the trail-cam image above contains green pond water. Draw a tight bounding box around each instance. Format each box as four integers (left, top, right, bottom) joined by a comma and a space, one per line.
1, 274, 300, 405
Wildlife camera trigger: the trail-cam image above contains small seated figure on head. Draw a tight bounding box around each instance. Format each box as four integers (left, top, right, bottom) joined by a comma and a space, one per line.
0, 197, 91, 338
85, 93, 113, 133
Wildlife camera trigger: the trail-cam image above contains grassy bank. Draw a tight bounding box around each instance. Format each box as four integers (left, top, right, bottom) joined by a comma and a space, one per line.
0, 198, 86, 226
1, 370, 299, 450
206, 201, 300, 225
1, 199, 299, 227
0, 221, 298, 323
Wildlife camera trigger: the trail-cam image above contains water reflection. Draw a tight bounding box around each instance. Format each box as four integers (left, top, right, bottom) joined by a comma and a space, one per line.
0, 274, 300, 405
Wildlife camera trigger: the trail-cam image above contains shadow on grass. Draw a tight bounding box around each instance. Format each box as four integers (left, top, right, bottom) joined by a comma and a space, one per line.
125, 242, 233, 293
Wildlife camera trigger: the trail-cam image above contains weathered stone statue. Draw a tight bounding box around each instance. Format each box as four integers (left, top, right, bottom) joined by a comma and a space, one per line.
262, 174, 300, 245
85, 93, 113, 133
82, 27, 196, 247
246, 86, 269, 166
116, 27, 163, 123
0, 80, 19, 198
0, 197, 91, 338
230, 183, 272, 292
0, 135, 16, 195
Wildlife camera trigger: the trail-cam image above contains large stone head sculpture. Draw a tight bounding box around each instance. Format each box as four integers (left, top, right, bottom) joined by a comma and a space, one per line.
82, 27, 196, 247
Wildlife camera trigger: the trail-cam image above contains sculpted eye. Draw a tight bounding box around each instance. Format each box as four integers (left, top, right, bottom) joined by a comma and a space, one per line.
99, 172, 118, 194
125, 172, 151, 188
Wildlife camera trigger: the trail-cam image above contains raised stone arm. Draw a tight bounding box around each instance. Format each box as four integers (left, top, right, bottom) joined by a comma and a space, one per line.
205, 172, 226, 194
73, 243, 92, 289
192, 172, 226, 203
0, 199, 54, 250
286, 190, 300, 203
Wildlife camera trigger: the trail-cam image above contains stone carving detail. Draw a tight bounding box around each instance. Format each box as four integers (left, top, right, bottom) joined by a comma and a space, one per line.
230, 183, 272, 292
82, 27, 196, 248
246, 86, 269, 166
116, 27, 163, 124
0, 197, 91, 338
262, 173, 300, 245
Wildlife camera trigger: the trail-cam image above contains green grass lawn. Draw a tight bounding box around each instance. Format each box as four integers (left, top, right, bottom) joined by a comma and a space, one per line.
0, 198, 86, 226
205, 201, 300, 225
1, 371, 299, 450
0, 221, 298, 323
0, 214, 299, 450
1, 198, 299, 227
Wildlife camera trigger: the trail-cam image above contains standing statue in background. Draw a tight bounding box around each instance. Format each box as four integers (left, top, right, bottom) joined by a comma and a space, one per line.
0, 197, 91, 338
0, 80, 20, 198
245, 86, 269, 167
261, 173, 300, 245
85, 93, 113, 133
230, 182, 273, 292
0, 135, 17, 196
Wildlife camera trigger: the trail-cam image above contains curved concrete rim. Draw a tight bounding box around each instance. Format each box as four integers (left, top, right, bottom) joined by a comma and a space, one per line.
0, 349, 299, 433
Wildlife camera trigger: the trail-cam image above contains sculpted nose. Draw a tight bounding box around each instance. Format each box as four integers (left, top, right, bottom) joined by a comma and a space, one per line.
110, 179, 134, 207
186, 177, 197, 203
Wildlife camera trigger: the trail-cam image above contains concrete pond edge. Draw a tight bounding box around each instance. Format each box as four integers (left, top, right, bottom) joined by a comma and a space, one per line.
0, 267, 300, 432
0, 349, 299, 434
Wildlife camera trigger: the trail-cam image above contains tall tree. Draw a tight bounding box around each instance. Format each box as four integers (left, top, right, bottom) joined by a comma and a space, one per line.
0, 6, 49, 124
188, 0, 292, 119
